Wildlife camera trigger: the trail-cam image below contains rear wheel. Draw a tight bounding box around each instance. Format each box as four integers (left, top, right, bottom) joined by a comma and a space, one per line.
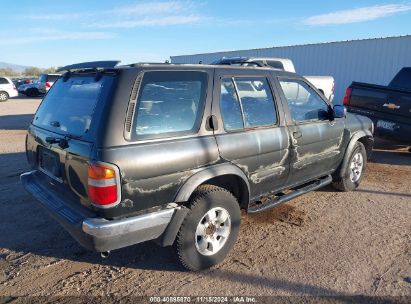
0, 91, 9, 102
175, 185, 241, 271
332, 142, 367, 191
26, 88, 39, 97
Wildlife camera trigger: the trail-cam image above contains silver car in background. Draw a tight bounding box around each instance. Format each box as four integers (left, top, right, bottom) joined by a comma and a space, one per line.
0, 77, 18, 101
18, 73, 60, 97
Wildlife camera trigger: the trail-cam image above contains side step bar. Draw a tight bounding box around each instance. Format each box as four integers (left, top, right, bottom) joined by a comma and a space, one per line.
248, 175, 332, 214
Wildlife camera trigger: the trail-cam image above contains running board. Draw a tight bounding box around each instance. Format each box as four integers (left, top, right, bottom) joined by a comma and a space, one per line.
248, 175, 332, 214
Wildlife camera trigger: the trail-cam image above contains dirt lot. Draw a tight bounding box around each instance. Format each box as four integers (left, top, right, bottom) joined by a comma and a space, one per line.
0, 97, 410, 300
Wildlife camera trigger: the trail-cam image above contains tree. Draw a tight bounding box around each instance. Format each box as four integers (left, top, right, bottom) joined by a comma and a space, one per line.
42, 67, 57, 74
23, 67, 42, 77
0, 68, 19, 77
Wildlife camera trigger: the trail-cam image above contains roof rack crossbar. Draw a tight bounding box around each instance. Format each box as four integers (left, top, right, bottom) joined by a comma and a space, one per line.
57, 61, 121, 72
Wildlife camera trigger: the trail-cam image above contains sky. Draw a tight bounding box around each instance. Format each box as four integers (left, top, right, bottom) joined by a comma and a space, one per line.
2, 0, 411, 67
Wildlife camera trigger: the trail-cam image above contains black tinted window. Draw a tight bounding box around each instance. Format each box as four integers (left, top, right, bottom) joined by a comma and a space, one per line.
133, 71, 207, 139
279, 79, 329, 122
34, 75, 115, 137
0, 78, 8, 84
220, 79, 243, 131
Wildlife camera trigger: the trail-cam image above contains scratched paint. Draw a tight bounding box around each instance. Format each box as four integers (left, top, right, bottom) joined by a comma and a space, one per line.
250, 150, 289, 184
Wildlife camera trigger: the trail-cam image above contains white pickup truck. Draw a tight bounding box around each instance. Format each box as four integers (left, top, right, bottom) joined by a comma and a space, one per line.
214, 57, 335, 102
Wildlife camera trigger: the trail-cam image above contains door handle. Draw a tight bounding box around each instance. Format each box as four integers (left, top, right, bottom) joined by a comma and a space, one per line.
293, 131, 302, 139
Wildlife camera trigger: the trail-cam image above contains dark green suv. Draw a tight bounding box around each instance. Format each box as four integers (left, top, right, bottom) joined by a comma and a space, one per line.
21, 61, 373, 270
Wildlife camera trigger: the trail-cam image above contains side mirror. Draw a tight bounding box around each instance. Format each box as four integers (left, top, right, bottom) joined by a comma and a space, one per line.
333, 105, 346, 118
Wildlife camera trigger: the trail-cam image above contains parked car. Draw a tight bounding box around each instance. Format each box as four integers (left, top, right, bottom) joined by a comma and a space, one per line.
344, 67, 411, 144
18, 73, 60, 97
12, 77, 35, 90
0, 76, 18, 101
213, 57, 335, 101
21, 61, 373, 270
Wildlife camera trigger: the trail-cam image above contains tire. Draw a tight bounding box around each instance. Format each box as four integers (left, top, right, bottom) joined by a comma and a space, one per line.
26, 88, 38, 97
0, 91, 9, 102
175, 185, 241, 271
332, 141, 367, 191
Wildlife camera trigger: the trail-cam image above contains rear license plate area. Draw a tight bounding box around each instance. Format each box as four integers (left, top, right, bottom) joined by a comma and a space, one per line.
38, 147, 61, 178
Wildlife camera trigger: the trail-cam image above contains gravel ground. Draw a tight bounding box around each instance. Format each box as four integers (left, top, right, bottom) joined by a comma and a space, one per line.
0, 97, 410, 301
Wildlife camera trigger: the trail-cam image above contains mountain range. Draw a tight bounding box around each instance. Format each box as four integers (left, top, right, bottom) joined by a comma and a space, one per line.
0, 62, 30, 72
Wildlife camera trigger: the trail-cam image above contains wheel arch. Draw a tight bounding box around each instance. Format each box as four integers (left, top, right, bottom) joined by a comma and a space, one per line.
174, 163, 250, 210
339, 130, 373, 178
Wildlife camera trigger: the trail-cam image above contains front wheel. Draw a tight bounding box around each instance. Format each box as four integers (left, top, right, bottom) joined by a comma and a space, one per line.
175, 185, 241, 271
26, 88, 38, 97
332, 141, 367, 191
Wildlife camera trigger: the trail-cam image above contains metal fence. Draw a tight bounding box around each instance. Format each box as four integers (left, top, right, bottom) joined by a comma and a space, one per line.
171, 35, 411, 104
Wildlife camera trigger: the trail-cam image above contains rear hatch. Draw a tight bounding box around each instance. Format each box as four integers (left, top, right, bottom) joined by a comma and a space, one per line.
26, 72, 117, 211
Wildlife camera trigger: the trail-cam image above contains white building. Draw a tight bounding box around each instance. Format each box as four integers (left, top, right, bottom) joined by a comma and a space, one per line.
170, 35, 411, 103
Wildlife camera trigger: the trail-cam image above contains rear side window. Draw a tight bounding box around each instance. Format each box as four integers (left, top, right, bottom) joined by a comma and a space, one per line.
220, 77, 277, 131
0, 78, 8, 84
220, 79, 244, 131
132, 71, 207, 140
33, 75, 115, 138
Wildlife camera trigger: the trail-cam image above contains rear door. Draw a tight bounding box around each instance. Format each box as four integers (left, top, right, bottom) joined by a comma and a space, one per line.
212, 69, 290, 200
26, 73, 117, 209
277, 77, 344, 186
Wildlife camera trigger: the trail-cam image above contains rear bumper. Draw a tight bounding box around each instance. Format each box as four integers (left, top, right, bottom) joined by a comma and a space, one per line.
21, 170, 181, 252
8, 90, 18, 98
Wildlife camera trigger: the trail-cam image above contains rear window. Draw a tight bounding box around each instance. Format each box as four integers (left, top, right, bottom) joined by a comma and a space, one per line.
39, 74, 60, 83
132, 71, 207, 140
47, 75, 60, 83
0, 78, 9, 84
33, 75, 115, 138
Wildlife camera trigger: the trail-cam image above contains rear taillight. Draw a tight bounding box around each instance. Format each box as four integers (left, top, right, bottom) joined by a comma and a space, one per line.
332, 81, 335, 94
342, 87, 352, 106
88, 163, 120, 207
13, 84, 17, 91
45, 82, 51, 89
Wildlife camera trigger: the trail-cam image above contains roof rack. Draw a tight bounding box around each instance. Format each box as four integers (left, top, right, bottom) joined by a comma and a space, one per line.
128, 61, 171, 67
57, 61, 121, 72
212, 57, 264, 67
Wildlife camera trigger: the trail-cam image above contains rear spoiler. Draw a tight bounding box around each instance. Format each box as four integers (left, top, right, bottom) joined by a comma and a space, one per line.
57, 61, 120, 72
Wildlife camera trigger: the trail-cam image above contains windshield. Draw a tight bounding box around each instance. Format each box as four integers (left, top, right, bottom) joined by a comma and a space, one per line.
33, 74, 115, 138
